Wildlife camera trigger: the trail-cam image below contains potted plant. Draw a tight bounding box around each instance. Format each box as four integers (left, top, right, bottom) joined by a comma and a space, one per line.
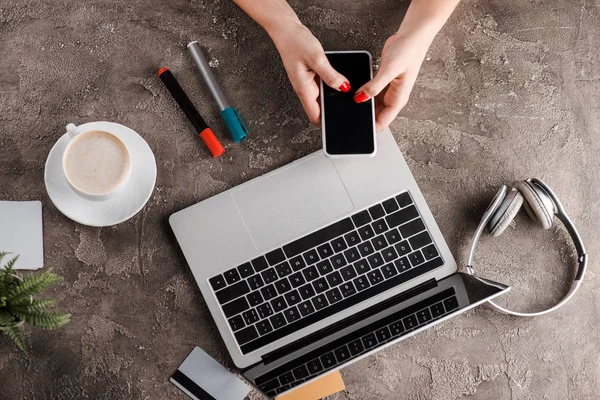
0, 252, 70, 354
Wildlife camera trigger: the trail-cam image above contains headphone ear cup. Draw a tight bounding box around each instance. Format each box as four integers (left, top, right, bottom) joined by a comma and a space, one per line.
487, 188, 524, 237
515, 180, 554, 229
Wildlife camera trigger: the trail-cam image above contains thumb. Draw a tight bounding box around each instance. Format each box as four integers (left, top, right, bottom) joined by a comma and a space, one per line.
311, 54, 351, 92
354, 65, 397, 103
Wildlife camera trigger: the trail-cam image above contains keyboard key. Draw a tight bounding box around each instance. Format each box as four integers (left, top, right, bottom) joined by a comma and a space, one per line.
389, 321, 404, 336
367, 269, 384, 285
386, 205, 419, 228
215, 280, 250, 304
372, 219, 388, 235
224, 268, 241, 284
358, 225, 375, 241
320, 352, 336, 368
290, 256, 306, 271
284, 290, 302, 306
303, 249, 319, 265
256, 320, 273, 335
262, 268, 278, 284
331, 237, 348, 253
395, 240, 411, 256
371, 235, 388, 251
316, 259, 334, 275
384, 228, 402, 245
348, 338, 364, 355
399, 218, 426, 239
279, 372, 294, 385
298, 283, 316, 300
430, 302, 445, 317
258, 378, 279, 394
248, 274, 265, 290
330, 253, 347, 269
417, 308, 432, 324
408, 251, 425, 266
298, 300, 315, 316
275, 262, 292, 278
247, 291, 264, 307
251, 256, 269, 272
351, 210, 372, 227
325, 271, 343, 287
353, 259, 370, 275
368, 204, 385, 220
358, 242, 375, 257
228, 315, 245, 331
261, 284, 278, 301
367, 252, 384, 269
409, 231, 432, 250
289, 271, 306, 288
444, 296, 459, 311
353, 275, 370, 291
284, 218, 354, 257
284, 307, 301, 323
422, 244, 439, 260
312, 294, 328, 310
312, 277, 329, 294
396, 192, 412, 208
209, 274, 226, 291
344, 247, 361, 263
237, 263, 254, 279
266, 248, 286, 266
302, 265, 319, 282
394, 256, 411, 272
339, 282, 356, 297
381, 263, 398, 279
325, 287, 342, 304
376, 326, 391, 342
382, 198, 399, 213
334, 345, 351, 362
317, 243, 334, 259
292, 365, 310, 380
306, 359, 323, 374
235, 325, 259, 345
275, 278, 292, 294
257, 303, 274, 319
271, 296, 287, 312
344, 231, 361, 246
340, 265, 357, 281
361, 333, 377, 349
270, 313, 287, 329
403, 314, 418, 330
243, 309, 259, 325
381, 246, 398, 263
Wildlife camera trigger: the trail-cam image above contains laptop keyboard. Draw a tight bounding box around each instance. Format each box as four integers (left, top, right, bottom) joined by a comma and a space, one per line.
254, 287, 459, 397
208, 191, 444, 354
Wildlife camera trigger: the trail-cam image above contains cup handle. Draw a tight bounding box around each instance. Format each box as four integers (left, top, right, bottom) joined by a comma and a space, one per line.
66, 123, 79, 139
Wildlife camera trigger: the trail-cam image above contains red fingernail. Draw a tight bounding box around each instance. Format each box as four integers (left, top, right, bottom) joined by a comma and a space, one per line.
339, 82, 350, 92
354, 91, 368, 103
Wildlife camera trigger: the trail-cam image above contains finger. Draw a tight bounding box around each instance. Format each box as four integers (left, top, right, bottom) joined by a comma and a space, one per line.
310, 54, 351, 92
354, 64, 399, 103
375, 77, 412, 131
295, 81, 322, 125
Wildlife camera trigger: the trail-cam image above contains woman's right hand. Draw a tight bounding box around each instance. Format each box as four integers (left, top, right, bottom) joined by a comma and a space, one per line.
268, 22, 350, 125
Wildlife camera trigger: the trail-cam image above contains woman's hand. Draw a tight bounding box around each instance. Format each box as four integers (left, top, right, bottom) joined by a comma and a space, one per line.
269, 22, 350, 125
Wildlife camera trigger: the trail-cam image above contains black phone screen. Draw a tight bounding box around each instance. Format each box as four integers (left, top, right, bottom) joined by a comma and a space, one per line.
323, 52, 375, 155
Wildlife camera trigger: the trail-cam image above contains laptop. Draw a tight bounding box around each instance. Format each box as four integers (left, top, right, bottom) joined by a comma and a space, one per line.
169, 129, 509, 397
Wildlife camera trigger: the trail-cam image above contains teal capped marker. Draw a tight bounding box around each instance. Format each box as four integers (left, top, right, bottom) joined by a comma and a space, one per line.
187, 41, 248, 142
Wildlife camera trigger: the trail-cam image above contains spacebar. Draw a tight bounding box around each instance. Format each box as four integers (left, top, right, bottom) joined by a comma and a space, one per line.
239, 256, 444, 354
283, 218, 354, 258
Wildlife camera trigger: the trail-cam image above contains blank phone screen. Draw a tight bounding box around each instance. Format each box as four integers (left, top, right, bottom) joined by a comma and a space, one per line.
323, 52, 375, 155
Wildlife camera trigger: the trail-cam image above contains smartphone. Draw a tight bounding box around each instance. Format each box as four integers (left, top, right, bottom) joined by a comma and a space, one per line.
320, 51, 376, 158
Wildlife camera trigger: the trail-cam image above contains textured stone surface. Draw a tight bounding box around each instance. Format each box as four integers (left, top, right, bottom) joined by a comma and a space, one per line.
1, 0, 599, 399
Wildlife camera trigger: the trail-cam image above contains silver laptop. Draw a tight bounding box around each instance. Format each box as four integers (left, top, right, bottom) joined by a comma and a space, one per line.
169, 129, 509, 397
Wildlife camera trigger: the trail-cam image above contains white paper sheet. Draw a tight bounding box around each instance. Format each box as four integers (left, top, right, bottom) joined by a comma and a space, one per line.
0, 201, 43, 270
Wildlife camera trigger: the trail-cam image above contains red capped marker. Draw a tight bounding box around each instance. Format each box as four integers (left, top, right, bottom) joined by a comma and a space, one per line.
158, 67, 225, 158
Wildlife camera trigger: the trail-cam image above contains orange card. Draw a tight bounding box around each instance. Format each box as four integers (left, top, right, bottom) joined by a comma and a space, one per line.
275, 370, 345, 400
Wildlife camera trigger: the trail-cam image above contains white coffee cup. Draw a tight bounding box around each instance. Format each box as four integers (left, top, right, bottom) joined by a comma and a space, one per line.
62, 123, 132, 201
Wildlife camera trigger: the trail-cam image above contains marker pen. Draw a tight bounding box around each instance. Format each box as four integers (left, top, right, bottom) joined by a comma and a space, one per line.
187, 41, 248, 143
158, 67, 225, 158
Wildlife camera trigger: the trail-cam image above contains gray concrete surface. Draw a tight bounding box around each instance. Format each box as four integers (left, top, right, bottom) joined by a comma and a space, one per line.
1, 0, 599, 399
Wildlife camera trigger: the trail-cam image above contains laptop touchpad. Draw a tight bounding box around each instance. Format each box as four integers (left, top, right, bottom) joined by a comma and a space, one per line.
232, 154, 354, 252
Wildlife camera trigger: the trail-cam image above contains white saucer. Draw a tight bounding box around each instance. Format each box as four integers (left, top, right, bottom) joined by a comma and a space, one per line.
45, 121, 157, 227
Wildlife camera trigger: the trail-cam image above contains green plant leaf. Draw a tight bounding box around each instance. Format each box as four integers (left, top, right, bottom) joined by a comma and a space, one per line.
9, 298, 59, 313
11, 309, 71, 330
0, 252, 8, 265
2, 324, 28, 354
6, 269, 62, 301
4, 255, 19, 271
0, 310, 15, 326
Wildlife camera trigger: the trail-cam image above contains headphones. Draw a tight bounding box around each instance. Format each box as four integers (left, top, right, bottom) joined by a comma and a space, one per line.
466, 178, 588, 317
